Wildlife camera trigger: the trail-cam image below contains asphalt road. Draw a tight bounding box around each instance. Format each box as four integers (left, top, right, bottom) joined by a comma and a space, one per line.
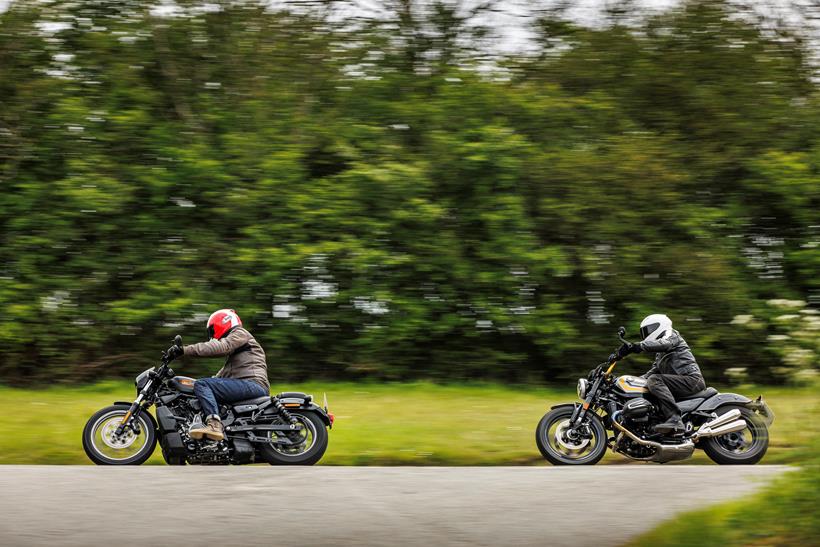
0, 465, 789, 547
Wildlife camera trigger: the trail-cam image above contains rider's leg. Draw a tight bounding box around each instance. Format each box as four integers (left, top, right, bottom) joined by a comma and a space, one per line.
190, 378, 223, 440
193, 378, 220, 417
200, 378, 268, 406
646, 374, 703, 432
645, 374, 680, 422
190, 378, 268, 440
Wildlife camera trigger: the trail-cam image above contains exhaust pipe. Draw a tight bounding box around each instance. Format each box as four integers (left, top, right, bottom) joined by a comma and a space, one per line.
693, 419, 747, 441
703, 408, 741, 430
611, 421, 695, 463
692, 409, 747, 441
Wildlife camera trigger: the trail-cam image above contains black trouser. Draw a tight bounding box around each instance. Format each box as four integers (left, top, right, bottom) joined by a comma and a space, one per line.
645, 374, 706, 419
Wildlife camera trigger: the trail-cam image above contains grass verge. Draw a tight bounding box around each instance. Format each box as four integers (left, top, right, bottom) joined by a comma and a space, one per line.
0, 381, 814, 466
627, 393, 820, 547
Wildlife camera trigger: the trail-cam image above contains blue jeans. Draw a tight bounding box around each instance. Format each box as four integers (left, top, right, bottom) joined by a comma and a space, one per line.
194, 377, 268, 418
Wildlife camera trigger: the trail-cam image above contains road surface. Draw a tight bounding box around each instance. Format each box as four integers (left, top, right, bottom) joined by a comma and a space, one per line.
0, 465, 790, 546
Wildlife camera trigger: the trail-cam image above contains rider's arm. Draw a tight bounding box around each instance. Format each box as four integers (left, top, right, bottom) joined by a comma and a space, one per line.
183, 328, 251, 358
637, 335, 675, 354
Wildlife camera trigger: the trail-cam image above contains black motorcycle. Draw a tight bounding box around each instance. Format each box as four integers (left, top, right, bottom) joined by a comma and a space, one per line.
536, 327, 774, 465
82, 336, 333, 466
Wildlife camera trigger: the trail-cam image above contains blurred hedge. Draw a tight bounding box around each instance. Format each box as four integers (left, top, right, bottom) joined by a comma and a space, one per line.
0, 1, 818, 384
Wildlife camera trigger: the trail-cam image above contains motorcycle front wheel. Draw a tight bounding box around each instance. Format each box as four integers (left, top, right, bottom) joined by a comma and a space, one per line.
260, 411, 329, 466
536, 406, 607, 465
82, 404, 157, 465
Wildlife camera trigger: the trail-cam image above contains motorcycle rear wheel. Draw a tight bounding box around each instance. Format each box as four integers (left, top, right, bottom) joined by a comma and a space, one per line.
260, 411, 328, 466
702, 405, 769, 465
536, 406, 607, 465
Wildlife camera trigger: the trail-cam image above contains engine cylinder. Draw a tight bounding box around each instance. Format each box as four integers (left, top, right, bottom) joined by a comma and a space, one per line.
621, 398, 653, 419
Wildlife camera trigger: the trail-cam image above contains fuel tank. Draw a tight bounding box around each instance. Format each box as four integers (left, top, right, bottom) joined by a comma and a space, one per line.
613, 375, 649, 398
169, 376, 196, 394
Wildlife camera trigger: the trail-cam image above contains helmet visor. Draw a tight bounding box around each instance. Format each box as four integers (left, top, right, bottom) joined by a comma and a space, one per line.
207, 325, 215, 339
640, 322, 660, 340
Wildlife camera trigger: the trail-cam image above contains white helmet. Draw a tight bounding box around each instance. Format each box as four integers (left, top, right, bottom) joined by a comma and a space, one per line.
639, 314, 672, 343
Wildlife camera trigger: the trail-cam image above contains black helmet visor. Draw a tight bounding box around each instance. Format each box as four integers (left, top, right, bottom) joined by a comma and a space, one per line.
640, 322, 660, 340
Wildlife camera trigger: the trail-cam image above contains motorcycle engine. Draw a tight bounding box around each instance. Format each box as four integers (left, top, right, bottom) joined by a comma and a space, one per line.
170, 404, 231, 465
621, 398, 653, 420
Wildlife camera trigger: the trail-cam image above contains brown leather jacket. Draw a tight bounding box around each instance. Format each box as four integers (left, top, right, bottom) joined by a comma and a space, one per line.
183, 327, 270, 392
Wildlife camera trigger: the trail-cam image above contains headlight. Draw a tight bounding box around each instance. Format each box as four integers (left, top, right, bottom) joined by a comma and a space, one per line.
135, 368, 152, 391
577, 379, 588, 400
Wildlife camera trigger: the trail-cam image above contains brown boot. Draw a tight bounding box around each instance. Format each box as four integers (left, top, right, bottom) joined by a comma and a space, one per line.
189, 416, 224, 441
203, 417, 224, 441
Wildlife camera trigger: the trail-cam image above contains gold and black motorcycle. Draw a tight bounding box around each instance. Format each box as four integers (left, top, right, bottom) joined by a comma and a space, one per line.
82, 335, 333, 465
536, 327, 774, 465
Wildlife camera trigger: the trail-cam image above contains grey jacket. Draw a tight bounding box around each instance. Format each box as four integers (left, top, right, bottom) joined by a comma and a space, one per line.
639, 330, 703, 379
183, 327, 270, 392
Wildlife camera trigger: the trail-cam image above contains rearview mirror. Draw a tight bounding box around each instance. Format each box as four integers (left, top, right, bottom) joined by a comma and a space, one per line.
174, 334, 182, 347
617, 326, 626, 338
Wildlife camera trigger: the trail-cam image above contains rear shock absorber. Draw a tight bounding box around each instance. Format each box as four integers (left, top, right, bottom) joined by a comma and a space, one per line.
272, 397, 297, 425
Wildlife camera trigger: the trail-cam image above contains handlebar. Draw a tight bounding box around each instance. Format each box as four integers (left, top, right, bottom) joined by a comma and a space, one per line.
160, 334, 184, 365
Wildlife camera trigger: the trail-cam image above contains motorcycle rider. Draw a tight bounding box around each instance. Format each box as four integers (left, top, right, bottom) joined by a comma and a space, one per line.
613, 314, 706, 434
166, 309, 269, 441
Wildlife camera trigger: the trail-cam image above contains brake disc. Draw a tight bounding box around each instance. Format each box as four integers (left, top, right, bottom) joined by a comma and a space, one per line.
554, 419, 590, 451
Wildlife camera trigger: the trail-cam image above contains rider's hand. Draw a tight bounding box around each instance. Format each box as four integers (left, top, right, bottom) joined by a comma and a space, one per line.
615, 343, 631, 359
165, 344, 183, 361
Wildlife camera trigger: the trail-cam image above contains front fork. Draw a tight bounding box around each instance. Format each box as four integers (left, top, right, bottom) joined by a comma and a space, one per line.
114, 393, 146, 436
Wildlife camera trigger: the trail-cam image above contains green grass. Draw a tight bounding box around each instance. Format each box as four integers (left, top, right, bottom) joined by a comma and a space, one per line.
627, 390, 820, 547
0, 381, 814, 466
628, 456, 820, 547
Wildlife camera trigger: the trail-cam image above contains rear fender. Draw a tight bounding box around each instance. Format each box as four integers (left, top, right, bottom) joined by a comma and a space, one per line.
301, 404, 333, 428
267, 399, 333, 428
696, 393, 751, 413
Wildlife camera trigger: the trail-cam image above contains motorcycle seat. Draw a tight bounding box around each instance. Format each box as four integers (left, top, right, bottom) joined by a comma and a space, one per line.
277, 391, 308, 399
230, 396, 270, 407
677, 387, 718, 401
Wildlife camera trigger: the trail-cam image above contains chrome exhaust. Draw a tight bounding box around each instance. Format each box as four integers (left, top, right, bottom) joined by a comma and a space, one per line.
692, 409, 746, 441
693, 419, 747, 441
702, 408, 741, 430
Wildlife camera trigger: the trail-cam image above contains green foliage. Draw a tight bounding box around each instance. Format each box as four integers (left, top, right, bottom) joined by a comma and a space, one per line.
0, 0, 818, 384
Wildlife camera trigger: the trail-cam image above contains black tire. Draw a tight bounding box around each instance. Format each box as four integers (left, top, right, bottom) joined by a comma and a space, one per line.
702, 405, 769, 465
82, 404, 157, 465
536, 406, 607, 465
260, 411, 328, 466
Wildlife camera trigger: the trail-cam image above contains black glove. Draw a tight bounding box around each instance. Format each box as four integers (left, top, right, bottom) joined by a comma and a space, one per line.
165, 344, 183, 361
615, 343, 631, 359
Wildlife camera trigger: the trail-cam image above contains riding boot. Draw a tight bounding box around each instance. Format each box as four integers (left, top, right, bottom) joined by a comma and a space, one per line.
655, 414, 685, 434
189, 415, 224, 441
203, 416, 225, 441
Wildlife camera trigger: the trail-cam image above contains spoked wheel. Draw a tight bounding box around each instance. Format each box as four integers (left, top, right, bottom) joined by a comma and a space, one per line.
702, 405, 769, 465
536, 406, 607, 465
260, 411, 328, 466
82, 404, 157, 465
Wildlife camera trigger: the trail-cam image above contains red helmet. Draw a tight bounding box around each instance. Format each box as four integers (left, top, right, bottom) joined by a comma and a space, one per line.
206, 309, 242, 340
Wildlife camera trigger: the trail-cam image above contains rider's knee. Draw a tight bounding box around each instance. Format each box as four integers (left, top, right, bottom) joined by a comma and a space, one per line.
645, 374, 663, 390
